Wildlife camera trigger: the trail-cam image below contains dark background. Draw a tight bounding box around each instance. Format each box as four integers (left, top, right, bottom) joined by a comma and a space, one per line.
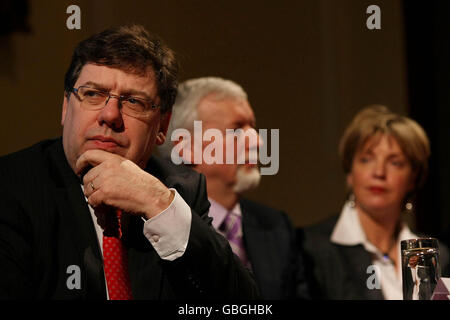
0, 0, 448, 244
404, 1, 450, 244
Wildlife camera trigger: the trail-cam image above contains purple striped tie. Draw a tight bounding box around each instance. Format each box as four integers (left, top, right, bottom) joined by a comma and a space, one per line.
219, 211, 251, 269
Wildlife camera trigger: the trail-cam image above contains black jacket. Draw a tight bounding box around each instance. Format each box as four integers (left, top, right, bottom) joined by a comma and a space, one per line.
240, 199, 309, 299
301, 215, 450, 300
0, 138, 259, 300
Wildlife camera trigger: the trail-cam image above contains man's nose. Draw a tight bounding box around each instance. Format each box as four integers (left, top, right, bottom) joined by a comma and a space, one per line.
255, 129, 263, 149
242, 127, 261, 164
97, 95, 124, 130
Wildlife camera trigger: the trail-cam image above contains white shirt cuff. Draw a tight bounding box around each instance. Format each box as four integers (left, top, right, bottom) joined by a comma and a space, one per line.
142, 188, 192, 261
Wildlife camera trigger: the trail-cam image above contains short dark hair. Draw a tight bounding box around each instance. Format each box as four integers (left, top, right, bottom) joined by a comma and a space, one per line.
64, 24, 178, 113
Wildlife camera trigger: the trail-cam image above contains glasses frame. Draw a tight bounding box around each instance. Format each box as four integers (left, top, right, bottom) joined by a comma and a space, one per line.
70, 85, 160, 118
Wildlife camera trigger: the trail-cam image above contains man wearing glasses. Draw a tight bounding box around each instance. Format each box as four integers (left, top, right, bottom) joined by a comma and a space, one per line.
0, 25, 259, 300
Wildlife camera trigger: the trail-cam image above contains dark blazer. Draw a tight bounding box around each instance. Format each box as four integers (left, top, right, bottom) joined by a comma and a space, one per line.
403, 255, 440, 300
0, 138, 259, 300
240, 198, 309, 299
301, 215, 450, 300
416, 266, 433, 300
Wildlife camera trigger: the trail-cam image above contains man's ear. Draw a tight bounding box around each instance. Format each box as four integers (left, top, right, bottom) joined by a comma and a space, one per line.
173, 137, 196, 165
61, 93, 69, 126
156, 111, 172, 145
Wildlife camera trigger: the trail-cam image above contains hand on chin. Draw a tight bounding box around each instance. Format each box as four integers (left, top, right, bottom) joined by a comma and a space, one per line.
76, 149, 173, 219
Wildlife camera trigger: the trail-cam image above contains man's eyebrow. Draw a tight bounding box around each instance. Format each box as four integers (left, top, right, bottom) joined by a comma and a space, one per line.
81, 81, 153, 100
121, 88, 153, 100
81, 81, 110, 91
233, 118, 257, 129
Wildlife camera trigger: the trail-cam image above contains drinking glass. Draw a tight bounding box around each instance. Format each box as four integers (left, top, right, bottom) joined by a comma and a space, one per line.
401, 238, 440, 300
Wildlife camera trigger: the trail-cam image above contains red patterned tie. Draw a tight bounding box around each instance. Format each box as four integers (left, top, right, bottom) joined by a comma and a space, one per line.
102, 209, 133, 300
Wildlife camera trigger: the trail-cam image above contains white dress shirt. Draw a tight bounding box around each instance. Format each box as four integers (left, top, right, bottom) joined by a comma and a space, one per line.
410, 267, 420, 300
83, 186, 192, 260
331, 201, 418, 300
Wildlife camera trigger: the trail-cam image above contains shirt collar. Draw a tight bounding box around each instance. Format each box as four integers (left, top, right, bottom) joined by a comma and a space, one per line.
208, 198, 242, 229
331, 201, 417, 256
331, 201, 368, 246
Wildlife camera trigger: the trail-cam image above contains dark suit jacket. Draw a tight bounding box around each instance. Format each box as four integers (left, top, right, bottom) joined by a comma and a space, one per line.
301, 215, 450, 300
403, 258, 439, 300
240, 198, 309, 299
0, 138, 259, 300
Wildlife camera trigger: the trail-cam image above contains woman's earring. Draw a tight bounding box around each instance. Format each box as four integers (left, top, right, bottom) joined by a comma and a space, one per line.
349, 193, 356, 208
405, 200, 413, 212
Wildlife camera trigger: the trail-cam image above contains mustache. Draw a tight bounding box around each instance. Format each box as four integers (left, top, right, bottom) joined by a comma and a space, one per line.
85, 132, 127, 147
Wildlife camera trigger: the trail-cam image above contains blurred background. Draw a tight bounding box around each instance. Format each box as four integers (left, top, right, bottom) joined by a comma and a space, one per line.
1, 0, 449, 244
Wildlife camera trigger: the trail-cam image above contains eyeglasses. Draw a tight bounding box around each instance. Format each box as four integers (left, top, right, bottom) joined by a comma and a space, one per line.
71, 86, 160, 119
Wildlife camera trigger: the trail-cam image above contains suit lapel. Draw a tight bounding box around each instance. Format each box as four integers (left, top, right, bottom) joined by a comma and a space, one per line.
122, 214, 164, 299
240, 202, 263, 272
121, 158, 169, 299
49, 140, 106, 299
337, 245, 384, 299
240, 201, 282, 298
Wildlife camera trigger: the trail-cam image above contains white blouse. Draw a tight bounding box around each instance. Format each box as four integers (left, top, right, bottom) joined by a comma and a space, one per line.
330, 201, 418, 300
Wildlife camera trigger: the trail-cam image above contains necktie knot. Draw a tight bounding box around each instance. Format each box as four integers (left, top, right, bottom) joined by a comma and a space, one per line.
219, 211, 241, 236
103, 209, 123, 238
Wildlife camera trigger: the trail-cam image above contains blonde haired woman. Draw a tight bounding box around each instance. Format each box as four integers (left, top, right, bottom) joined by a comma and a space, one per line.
302, 105, 449, 299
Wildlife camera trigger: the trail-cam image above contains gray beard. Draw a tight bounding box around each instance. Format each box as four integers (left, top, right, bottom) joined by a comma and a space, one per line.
233, 166, 261, 194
